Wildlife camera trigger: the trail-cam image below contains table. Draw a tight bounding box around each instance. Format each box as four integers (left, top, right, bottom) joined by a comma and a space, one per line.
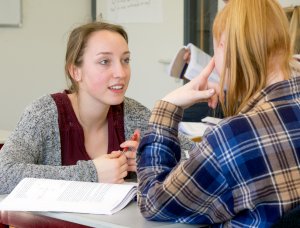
0, 195, 198, 228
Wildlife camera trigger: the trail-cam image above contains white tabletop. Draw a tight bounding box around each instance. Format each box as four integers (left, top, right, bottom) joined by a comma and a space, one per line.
0, 194, 198, 228
0, 130, 11, 144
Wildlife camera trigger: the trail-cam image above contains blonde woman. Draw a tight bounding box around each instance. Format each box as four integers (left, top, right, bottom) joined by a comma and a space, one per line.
137, 0, 300, 226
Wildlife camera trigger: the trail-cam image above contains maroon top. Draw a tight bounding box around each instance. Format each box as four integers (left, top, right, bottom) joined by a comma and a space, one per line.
51, 92, 125, 166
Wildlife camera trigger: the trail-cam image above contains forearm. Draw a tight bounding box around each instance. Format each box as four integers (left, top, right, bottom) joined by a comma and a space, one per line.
137, 100, 232, 224
137, 100, 184, 220
0, 149, 97, 194
0, 134, 97, 194
137, 100, 183, 164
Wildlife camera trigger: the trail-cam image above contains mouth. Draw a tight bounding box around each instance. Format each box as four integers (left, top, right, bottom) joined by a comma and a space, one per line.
108, 84, 124, 91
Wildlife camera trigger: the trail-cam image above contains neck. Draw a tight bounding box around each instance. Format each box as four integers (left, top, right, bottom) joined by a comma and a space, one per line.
266, 56, 289, 86
69, 93, 109, 131
266, 70, 285, 87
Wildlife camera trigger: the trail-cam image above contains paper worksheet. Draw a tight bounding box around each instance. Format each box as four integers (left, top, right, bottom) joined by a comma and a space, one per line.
0, 178, 137, 215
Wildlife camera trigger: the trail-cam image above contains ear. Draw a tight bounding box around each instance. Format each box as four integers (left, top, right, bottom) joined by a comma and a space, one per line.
68, 64, 81, 82
219, 33, 226, 49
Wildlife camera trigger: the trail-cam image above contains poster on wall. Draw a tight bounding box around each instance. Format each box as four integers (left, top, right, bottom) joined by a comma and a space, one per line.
0, 0, 21, 27
278, 0, 300, 7
106, 0, 163, 23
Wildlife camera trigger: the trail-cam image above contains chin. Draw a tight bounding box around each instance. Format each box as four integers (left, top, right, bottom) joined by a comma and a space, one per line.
109, 96, 125, 105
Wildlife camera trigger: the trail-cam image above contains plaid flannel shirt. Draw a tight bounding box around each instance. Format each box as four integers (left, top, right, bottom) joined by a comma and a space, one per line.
137, 76, 300, 228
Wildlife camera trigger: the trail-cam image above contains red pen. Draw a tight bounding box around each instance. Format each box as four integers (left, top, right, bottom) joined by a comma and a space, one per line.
123, 130, 139, 153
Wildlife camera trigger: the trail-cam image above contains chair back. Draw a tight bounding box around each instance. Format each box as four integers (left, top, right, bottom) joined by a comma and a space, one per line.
271, 206, 300, 228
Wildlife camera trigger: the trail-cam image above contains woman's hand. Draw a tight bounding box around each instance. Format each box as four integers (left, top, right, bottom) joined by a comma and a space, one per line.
93, 151, 128, 184
183, 49, 191, 64
120, 129, 140, 172
162, 58, 220, 109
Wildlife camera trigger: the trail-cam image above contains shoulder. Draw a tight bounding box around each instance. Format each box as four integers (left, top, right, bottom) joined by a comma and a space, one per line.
123, 97, 151, 137
19, 94, 58, 129
8, 94, 59, 148
204, 113, 258, 155
124, 97, 151, 117
206, 114, 251, 138
23, 94, 57, 118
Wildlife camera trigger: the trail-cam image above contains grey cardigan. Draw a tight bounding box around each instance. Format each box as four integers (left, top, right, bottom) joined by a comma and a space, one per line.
0, 95, 193, 194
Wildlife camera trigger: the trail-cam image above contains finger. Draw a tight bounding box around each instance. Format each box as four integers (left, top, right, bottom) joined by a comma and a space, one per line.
127, 165, 137, 172
119, 162, 128, 173
194, 88, 215, 101
120, 129, 140, 151
115, 178, 125, 184
123, 151, 136, 160
126, 158, 136, 166
120, 141, 138, 151
133, 129, 141, 141
208, 81, 220, 95
194, 58, 215, 83
120, 170, 128, 179
108, 152, 127, 165
183, 51, 191, 63
207, 82, 220, 109
109, 151, 122, 158
208, 94, 219, 109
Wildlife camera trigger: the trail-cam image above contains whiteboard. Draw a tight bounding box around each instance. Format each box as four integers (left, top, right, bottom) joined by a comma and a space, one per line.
0, 0, 22, 27
97, 0, 163, 23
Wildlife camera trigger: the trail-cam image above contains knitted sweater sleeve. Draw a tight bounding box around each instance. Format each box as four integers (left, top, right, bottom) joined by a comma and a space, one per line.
0, 95, 97, 194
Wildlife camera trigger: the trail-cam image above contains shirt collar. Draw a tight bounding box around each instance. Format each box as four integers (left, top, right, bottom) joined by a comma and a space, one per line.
240, 76, 300, 114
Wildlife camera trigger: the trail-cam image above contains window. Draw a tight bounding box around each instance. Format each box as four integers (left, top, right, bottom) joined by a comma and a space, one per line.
182, 0, 222, 121
286, 6, 300, 54
184, 0, 218, 56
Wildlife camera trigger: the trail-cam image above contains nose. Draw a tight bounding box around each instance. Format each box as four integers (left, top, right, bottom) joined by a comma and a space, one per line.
113, 62, 128, 78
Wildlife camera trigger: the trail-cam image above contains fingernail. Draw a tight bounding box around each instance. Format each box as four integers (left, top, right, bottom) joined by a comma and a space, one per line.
209, 89, 215, 94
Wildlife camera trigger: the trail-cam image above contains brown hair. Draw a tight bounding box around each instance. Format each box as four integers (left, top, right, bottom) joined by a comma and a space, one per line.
213, 0, 294, 116
65, 21, 128, 93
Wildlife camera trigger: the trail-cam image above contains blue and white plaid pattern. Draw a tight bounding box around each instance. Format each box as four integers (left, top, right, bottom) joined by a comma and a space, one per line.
137, 76, 300, 227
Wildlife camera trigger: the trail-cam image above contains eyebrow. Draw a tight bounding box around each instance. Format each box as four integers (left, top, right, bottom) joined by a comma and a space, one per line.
96, 51, 131, 56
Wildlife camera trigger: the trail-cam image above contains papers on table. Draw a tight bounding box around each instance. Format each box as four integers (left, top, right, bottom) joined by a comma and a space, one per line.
179, 116, 222, 140
0, 178, 137, 215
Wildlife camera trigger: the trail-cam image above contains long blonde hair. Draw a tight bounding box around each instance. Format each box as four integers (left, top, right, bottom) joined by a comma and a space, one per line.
290, 6, 300, 54
213, 0, 293, 116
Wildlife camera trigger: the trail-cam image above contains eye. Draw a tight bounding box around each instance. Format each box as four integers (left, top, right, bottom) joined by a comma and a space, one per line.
123, 57, 131, 64
99, 59, 110, 65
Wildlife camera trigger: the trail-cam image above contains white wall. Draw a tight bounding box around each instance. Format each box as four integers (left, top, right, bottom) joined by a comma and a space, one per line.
217, 0, 299, 9
0, 0, 298, 131
279, 0, 300, 7
0, 0, 91, 130
96, 0, 184, 114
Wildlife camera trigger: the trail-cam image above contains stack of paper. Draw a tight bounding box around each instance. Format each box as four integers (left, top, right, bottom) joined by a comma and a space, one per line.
0, 178, 137, 215
179, 122, 211, 138
179, 116, 222, 140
